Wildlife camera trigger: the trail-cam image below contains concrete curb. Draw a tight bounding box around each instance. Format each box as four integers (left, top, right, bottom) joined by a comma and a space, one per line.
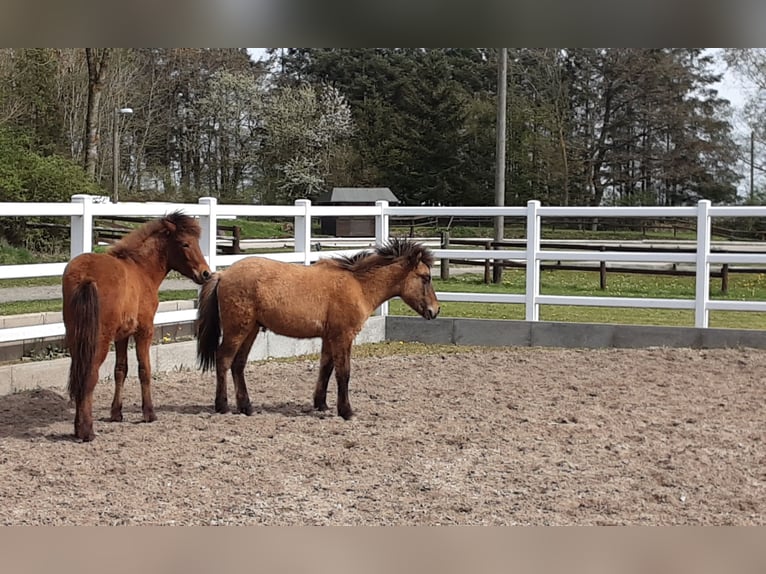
5, 314, 766, 398
0, 300, 199, 363
0, 315, 386, 397
385, 316, 766, 350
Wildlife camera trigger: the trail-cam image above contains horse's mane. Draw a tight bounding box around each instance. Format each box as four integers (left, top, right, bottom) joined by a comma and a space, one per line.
328, 238, 434, 275
109, 211, 200, 260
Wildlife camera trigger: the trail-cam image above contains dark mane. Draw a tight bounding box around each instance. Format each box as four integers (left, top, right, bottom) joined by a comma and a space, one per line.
109, 211, 200, 261
330, 238, 434, 274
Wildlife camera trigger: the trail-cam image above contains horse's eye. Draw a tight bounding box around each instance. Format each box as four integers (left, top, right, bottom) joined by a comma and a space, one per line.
422, 275, 431, 285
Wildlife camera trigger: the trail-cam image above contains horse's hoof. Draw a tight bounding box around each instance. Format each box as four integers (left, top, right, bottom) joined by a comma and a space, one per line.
338, 407, 354, 420
143, 412, 157, 423
238, 403, 254, 416
109, 412, 123, 423
75, 429, 95, 442
314, 402, 329, 412
215, 403, 230, 414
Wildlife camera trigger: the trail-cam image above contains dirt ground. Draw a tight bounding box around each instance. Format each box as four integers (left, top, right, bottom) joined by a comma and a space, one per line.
0, 345, 763, 525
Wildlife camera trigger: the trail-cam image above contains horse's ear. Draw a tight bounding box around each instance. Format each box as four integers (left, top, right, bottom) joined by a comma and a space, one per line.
162, 218, 177, 234
409, 251, 423, 267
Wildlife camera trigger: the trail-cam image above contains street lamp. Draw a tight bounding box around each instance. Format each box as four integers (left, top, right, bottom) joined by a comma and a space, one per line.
112, 107, 133, 203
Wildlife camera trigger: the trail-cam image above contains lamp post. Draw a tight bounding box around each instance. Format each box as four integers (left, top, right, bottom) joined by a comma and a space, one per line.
112, 107, 133, 203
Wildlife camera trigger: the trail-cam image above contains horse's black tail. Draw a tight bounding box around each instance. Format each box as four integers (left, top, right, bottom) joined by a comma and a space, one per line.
66, 280, 99, 403
196, 273, 222, 372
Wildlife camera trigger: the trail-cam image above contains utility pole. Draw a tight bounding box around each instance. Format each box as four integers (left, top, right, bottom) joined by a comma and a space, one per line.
751, 130, 755, 202
493, 48, 508, 283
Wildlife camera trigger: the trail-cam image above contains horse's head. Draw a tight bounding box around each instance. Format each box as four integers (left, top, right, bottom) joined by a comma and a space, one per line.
398, 243, 441, 320
162, 212, 212, 285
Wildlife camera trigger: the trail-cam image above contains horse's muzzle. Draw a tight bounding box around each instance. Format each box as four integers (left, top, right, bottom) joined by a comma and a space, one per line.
423, 306, 440, 320
194, 269, 213, 284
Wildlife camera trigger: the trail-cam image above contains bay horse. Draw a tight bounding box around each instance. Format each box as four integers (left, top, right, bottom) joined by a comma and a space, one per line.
196, 238, 440, 419
62, 211, 211, 441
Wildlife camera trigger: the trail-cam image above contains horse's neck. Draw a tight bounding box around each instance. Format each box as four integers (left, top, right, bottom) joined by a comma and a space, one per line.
119, 244, 169, 288
355, 265, 403, 309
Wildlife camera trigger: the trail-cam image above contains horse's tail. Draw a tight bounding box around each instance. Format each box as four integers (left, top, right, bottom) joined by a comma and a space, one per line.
196, 273, 222, 372
66, 280, 99, 403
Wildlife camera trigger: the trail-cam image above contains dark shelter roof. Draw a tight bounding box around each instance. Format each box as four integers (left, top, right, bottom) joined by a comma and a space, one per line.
317, 187, 400, 204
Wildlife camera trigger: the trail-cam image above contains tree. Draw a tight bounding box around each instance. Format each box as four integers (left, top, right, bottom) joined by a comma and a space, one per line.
196, 70, 265, 200
275, 48, 496, 205
260, 83, 354, 203
83, 48, 110, 180
0, 126, 98, 251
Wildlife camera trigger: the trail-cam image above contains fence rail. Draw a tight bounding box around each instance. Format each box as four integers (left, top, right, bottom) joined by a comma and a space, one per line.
2, 196, 766, 346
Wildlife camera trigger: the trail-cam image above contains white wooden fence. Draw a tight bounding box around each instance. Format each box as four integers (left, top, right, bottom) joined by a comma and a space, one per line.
2, 195, 766, 345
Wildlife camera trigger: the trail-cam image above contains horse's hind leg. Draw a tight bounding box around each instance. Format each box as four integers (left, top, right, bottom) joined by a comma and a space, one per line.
110, 337, 129, 422
75, 339, 110, 441
230, 328, 259, 416
74, 371, 99, 441
313, 340, 334, 411
134, 330, 157, 423
214, 338, 239, 414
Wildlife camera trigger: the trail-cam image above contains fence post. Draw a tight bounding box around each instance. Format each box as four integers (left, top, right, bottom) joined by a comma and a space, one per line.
695, 199, 711, 328
599, 246, 607, 290
525, 200, 541, 321
440, 230, 450, 280
375, 200, 390, 317
198, 196, 218, 272
232, 225, 242, 254
484, 241, 492, 284
375, 200, 389, 247
294, 199, 312, 266
721, 263, 729, 294
70, 194, 94, 258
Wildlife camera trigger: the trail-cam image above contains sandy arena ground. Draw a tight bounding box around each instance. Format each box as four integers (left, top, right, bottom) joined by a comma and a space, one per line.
0, 345, 763, 525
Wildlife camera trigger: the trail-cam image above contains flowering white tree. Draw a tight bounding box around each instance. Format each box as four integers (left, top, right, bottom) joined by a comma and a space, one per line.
260, 83, 354, 202
196, 70, 265, 199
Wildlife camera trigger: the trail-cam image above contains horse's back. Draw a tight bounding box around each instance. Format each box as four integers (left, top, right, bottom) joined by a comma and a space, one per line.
217, 256, 365, 338
223, 256, 347, 298
63, 252, 127, 291
63, 252, 149, 338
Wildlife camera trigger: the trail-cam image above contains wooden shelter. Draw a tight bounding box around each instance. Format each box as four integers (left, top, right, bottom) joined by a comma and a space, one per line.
316, 187, 400, 237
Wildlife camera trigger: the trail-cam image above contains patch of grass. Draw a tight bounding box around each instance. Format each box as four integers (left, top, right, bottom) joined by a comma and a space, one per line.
390, 300, 766, 330
388, 270, 766, 330
0, 276, 62, 289
0, 299, 62, 316
159, 289, 198, 302
433, 269, 766, 301
230, 219, 293, 239
0, 242, 66, 264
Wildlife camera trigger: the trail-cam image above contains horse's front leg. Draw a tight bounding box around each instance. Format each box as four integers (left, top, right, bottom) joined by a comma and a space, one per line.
313, 341, 334, 412
332, 339, 354, 420
110, 337, 129, 422
134, 329, 157, 423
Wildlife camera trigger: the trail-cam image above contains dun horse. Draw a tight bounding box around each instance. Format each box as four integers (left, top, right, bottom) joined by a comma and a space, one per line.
196, 238, 440, 419
63, 212, 211, 441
